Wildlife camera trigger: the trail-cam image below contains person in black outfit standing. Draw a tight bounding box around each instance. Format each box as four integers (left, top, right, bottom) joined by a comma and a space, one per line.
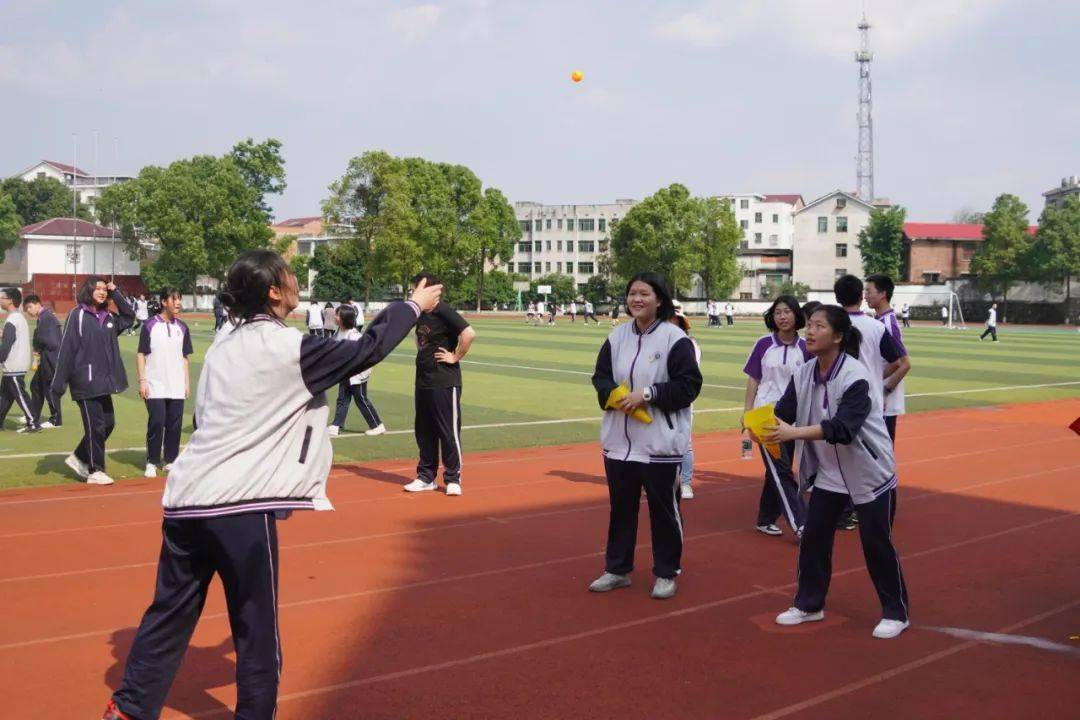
403, 272, 477, 497
212, 293, 226, 331
23, 295, 63, 428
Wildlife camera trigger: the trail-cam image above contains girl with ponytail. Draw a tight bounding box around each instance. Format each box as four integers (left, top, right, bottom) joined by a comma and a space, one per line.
754, 305, 911, 640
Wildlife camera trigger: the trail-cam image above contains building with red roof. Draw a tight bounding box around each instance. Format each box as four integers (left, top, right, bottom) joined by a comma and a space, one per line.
12, 160, 134, 216
902, 222, 1037, 284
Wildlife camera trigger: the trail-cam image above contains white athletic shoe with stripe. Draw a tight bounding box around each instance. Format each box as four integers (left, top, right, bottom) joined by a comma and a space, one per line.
445, 482, 462, 496
403, 479, 437, 493
775, 607, 824, 626
872, 619, 909, 639
87, 471, 115, 486
64, 453, 90, 480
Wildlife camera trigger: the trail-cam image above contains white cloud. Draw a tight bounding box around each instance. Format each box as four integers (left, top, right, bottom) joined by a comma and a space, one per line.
386, 4, 443, 46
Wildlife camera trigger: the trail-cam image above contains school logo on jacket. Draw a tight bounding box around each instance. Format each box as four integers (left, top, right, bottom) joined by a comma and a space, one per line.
649, 351, 663, 363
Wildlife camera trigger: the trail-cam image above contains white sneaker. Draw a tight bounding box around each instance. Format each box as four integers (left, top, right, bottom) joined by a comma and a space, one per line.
403, 479, 437, 493
86, 471, 115, 486
588, 572, 631, 592
775, 607, 825, 626
40, 421, 56, 429
680, 484, 694, 499
651, 577, 677, 599
327, 425, 340, 437
144, 463, 157, 478
756, 524, 783, 536
872, 619, 910, 639
64, 453, 90, 480
445, 482, 462, 496
364, 423, 387, 436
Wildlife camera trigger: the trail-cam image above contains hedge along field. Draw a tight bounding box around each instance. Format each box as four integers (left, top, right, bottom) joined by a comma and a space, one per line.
1, 315, 1078, 489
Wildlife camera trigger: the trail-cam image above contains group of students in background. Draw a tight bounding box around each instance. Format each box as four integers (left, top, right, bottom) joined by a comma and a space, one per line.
525, 299, 601, 326
706, 299, 736, 327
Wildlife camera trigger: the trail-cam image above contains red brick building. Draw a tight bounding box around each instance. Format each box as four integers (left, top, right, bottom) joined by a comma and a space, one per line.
902, 222, 1037, 284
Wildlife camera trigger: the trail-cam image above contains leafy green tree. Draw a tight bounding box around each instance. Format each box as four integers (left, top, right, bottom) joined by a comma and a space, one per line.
530, 273, 576, 304
1, 176, 91, 226
309, 243, 367, 301
610, 184, 703, 293
583, 275, 611, 304
970, 194, 1033, 320
229, 138, 287, 215
96, 146, 277, 291
465, 188, 521, 310
1026, 195, 1080, 305
857, 205, 907, 279
762, 279, 811, 301
457, 269, 521, 309
290, 254, 311, 291
697, 197, 743, 299
0, 193, 20, 263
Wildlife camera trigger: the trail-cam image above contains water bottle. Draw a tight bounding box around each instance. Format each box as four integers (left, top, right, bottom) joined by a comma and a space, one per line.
741, 435, 753, 460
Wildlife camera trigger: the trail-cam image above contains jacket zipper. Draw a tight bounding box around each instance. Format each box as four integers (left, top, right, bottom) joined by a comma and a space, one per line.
623, 328, 646, 461
859, 436, 879, 460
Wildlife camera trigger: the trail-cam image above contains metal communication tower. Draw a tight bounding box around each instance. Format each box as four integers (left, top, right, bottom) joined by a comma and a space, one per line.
855, 14, 874, 203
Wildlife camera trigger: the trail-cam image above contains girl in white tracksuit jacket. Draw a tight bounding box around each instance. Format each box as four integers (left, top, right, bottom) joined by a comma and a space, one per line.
102, 250, 441, 720
759, 305, 910, 640
589, 273, 702, 600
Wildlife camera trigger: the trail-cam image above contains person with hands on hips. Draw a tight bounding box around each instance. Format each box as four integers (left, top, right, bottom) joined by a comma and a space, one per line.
590, 272, 702, 600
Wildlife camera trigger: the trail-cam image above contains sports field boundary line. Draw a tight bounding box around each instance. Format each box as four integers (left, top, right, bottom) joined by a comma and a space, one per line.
3, 379, 1079, 463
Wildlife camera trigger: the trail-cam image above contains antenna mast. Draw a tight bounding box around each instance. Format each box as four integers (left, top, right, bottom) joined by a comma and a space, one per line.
855, 13, 874, 202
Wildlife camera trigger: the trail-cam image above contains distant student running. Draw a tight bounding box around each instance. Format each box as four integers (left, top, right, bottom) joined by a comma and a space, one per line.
136, 288, 193, 478
0, 288, 39, 432
610, 302, 620, 326
329, 304, 387, 437
758, 305, 910, 640
865, 275, 911, 443
52, 278, 136, 485
583, 300, 599, 324
569, 300, 577, 323
741, 295, 810, 536
23, 294, 62, 428
980, 303, 999, 342
100, 250, 441, 720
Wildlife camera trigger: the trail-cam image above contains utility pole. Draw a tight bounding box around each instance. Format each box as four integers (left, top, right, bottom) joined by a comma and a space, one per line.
855, 13, 875, 203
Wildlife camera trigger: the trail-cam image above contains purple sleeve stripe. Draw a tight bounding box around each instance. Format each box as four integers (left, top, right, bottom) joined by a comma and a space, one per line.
742, 336, 770, 381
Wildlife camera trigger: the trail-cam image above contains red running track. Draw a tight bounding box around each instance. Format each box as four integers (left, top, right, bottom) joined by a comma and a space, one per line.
0, 400, 1078, 719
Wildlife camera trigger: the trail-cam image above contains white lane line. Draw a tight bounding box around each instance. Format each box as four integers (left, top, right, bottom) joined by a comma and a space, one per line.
907, 380, 1080, 398
919, 626, 1080, 657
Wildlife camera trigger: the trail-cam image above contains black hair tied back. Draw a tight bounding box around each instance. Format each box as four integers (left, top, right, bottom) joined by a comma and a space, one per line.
220, 249, 290, 325
813, 304, 862, 360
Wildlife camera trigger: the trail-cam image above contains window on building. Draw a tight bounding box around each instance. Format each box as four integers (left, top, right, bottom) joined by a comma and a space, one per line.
754, 212, 762, 223
599, 240, 608, 252
768, 234, 778, 246
772, 214, 779, 223
836, 243, 848, 257
579, 218, 595, 231
557, 218, 563, 230
740, 199, 749, 209
517, 242, 530, 253
837, 216, 848, 233
567, 218, 575, 231
578, 241, 595, 253
566, 262, 574, 274
835, 267, 848, 278
556, 262, 562, 273
519, 220, 531, 232
37, 171, 46, 179
754, 233, 762, 244
566, 240, 574, 252
519, 263, 530, 274
578, 262, 594, 274
557, 240, 563, 251
598, 218, 606, 231
740, 220, 749, 230
534, 262, 541, 273
817, 217, 828, 232
546, 241, 551, 251
533, 220, 540, 234
924, 271, 941, 283
545, 262, 551, 272
740, 292, 753, 300
836, 197, 847, 209
546, 219, 552, 230
739, 240, 749, 250
743, 269, 755, 278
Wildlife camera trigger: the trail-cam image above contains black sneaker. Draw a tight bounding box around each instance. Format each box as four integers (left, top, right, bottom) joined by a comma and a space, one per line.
837, 512, 857, 531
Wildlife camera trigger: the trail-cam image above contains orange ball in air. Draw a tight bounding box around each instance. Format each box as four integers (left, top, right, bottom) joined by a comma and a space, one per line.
571, 70, 584, 83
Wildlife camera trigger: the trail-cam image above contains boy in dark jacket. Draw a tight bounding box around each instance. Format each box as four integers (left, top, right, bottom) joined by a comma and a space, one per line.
23, 295, 63, 428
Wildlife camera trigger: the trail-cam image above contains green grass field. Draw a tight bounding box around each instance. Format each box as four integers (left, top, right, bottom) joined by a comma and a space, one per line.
2, 315, 1078, 489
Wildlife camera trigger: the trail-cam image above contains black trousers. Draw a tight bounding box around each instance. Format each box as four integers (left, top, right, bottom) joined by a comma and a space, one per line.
333, 381, 382, 429
214, 314, 226, 331
74, 395, 116, 473
584, 312, 599, 324
113, 513, 281, 720
146, 398, 185, 466
30, 362, 61, 425
415, 386, 462, 485
756, 441, 806, 531
603, 458, 683, 579
794, 487, 909, 621
980, 326, 998, 341
902, 317, 910, 327
0, 374, 36, 427
726, 315, 734, 325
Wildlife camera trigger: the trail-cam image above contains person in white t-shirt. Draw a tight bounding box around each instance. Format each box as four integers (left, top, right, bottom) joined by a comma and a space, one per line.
569, 300, 577, 323
725, 302, 735, 325
136, 289, 193, 478
979, 303, 999, 342
940, 305, 948, 325
900, 302, 910, 328
328, 305, 386, 437
306, 301, 324, 335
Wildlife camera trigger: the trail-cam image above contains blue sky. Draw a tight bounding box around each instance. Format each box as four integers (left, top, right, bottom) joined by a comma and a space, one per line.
1, 0, 1076, 222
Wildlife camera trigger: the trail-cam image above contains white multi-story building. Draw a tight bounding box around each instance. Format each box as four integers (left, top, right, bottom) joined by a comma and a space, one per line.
792, 190, 876, 292
508, 199, 636, 290
14, 160, 133, 216
715, 193, 803, 299
1043, 175, 1080, 208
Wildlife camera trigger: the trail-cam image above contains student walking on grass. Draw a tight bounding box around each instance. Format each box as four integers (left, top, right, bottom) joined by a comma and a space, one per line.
741, 295, 811, 537
403, 273, 477, 496
329, 304, 387, 437
980, 303, 999, 342
137, 289, 193, 478
100, 250, 441, 720
589, 272, 702, 600
23, 294, 63, 428
0, 288, 40, 433
52, 278, 136, 485
757, 305, 910, 640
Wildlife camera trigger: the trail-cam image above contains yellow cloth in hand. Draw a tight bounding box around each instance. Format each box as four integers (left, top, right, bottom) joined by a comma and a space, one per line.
605, 384, 653, 424
744, 404, 781, 458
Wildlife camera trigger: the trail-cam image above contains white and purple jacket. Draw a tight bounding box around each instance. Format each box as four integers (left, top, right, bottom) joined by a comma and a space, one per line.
875, 308, 907, 416
592, 319, 703, 464
162, 301, 420, 519
743, 333, 812, 408
847, 310, 904, 416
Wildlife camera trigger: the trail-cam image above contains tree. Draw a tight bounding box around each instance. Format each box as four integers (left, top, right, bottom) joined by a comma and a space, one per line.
952, 207, 985, 225
0, 193, 20, 263
583, 275, 611, 304
697, 197, 743, 299
309, 243, 367, 301
290, 254, 311, 291
610, 184, 703, 293
762, 279, 810, 301
1, 176, 91, 226
530, 274, 576, 303
1026, 195, 1080, 306
96, 144, 279, 292
457, 269, 521, 309
465, 188, 521, 310
229, 138, 287, 216
970, 194, 1033, 320
857, 205, 907, 279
